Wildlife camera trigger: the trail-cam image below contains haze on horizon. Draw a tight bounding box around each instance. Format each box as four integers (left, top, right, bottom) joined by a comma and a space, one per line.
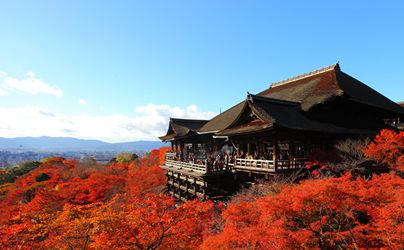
0, 1, 403, 143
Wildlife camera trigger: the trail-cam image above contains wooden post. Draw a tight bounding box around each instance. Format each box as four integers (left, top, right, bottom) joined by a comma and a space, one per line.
172, 174, 176, 197
273, 139, 278, 172
185, 176, 189, 199
177, 175, 182, 200
289, 141, 295, 168
193, 178, 197, 197
202, 181, 207, 200
167, 174, 171, 195
305, 138, 310, 158
180, 143, 184, 161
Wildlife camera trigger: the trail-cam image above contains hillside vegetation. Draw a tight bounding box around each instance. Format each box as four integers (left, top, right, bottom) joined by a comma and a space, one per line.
0, 130, 403, 249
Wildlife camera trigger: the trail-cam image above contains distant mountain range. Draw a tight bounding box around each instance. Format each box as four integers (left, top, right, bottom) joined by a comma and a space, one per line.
0, 136, 165, 152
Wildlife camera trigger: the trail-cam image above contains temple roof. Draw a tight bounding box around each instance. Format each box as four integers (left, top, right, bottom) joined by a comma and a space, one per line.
216, 94, 377, 136
160, 64, 404, 140
198, 64, 404, 134
159, 118, 209, 141
259, 63, 404, 114
198, 102, 245, 134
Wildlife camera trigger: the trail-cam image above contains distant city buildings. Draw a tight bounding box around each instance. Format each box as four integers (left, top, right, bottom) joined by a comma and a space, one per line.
0, 151, 140, 168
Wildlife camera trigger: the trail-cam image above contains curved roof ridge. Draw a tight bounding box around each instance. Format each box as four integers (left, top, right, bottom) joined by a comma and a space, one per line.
170, 117, 210, 123
269, 63, 340, 89
248, 93, 301, 106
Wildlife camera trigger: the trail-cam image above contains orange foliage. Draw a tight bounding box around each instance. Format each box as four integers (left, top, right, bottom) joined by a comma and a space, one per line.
203, 173, 404, 249
0, 147, 214, 249
0, 138, 403, 249
364, 129, 404, 172
84, 194, 214, 250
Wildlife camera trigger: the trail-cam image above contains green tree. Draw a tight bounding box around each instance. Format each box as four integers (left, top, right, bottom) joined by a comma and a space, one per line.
114, 152, 139, 164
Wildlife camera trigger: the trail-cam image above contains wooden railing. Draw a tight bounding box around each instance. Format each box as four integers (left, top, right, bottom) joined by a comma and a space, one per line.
163, 153, 306, 174
235, 158, 276, 172
277, 158, 307, 169
234, 158, 306, 172
164, 159, 206, 173
165, 152, 177, 160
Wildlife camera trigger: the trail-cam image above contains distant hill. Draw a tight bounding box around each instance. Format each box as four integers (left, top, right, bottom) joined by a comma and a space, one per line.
0, 136, 165, 152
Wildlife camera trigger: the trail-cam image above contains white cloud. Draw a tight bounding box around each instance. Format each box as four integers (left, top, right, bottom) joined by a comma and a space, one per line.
0, 104, 217, 142
79, 99, 88, 105
0, 71, 63, 97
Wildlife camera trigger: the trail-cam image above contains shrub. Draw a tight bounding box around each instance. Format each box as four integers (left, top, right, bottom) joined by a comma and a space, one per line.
305, 137, 387, 178
363, 129, 404, 172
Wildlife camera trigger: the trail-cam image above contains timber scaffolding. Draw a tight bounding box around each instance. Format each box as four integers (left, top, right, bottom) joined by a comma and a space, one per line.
159, 64, 404, 201
161, 152, 307, 201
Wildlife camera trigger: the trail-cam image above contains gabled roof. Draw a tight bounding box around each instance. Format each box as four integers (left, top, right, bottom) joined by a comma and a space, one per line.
198, 102, 245, 134
200, 64, 404, 135
259, 63, 404, 114
336, 71, 404, 114
161, 64, 403, 139
159, 118, 209, 141
216, 94, 377, 136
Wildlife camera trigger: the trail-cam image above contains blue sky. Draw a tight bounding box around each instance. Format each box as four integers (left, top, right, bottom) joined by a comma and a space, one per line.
0, 1, 403, 142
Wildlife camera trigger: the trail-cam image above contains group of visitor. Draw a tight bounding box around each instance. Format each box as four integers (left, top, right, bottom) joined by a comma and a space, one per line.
166, 144, 306, 171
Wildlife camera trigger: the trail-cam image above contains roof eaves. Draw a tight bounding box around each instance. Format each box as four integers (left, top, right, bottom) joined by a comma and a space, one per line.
196, 130, 218, 135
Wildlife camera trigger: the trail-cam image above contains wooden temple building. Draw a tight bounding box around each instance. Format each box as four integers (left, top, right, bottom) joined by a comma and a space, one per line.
159, 64, 404, 201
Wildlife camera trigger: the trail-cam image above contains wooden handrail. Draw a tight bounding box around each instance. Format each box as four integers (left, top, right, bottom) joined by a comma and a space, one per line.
165, 159, 206, 173
165, 152, 177, 160
234, 158, 306, 172
164, 153, 307, 174
234, 158, 276, 172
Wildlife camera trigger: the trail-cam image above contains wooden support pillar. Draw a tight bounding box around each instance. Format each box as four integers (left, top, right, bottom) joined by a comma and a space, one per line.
172, 174, 176, 197
177, 174, 181, 197
178, 174, 182, 200
202, 181, 207, 200
185, 176, 189, 199
289, 141, 295, 168
193, 178, 197, 196
180, 143, 184, 161
305, 138, 310, 157
166, 174, 171, 194
273, 139, 278, 172
263, 143, 266, 158
175, 141, 179, 156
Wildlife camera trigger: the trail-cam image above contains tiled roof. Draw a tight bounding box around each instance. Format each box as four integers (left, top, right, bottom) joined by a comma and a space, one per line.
216, 94, 378, 136
159, 118, 209, 141
160, 64, 404, 139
